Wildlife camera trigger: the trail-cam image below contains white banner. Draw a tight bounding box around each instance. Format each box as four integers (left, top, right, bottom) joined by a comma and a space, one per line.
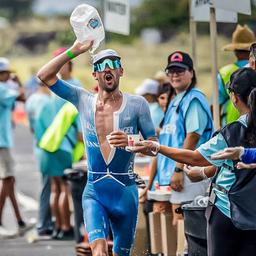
191, 0, 237, 23
104, 0, 130, 35
212, 0, 251, 15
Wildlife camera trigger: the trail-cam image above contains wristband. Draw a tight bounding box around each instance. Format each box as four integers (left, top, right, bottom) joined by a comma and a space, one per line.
150, 141, 160, 156
174, 167, 183, 173
238, 146, 244, 160
200, 167, 208, 180
66, 49, 75, 59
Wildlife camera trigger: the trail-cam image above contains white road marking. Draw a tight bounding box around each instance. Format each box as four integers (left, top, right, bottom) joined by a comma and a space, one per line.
17, 191, 38, 211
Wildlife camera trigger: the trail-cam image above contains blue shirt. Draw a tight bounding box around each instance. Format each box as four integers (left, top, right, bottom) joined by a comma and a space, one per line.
0, 83, 18, 148
156, 88, 213, 186
180, 91, 208, 147
25, 93, 51, 135
36, 95, 81, 154
242, 148, 256, 164
197, 114, 247, 218
36, 78, 82, 154
149, 102, 164, 128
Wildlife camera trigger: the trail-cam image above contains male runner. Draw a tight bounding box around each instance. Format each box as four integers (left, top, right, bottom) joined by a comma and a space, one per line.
37, 40, 157, 256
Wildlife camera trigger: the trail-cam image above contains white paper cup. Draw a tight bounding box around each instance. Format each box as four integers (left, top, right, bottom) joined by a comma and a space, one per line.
128, 134, 141, 147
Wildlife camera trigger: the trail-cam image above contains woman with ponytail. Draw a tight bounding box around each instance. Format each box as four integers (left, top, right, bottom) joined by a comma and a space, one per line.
131, 68, 256, 256
211, 88, 256, 169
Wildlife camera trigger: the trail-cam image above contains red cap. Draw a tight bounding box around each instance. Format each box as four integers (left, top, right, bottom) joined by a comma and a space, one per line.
53, 47, 67, 57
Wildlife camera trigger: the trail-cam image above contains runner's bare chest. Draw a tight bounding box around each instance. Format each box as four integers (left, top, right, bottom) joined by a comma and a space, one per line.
95, 95, 123, 161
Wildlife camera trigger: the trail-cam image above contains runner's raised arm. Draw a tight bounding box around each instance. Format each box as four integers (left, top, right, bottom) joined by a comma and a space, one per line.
37, 40, 93, 86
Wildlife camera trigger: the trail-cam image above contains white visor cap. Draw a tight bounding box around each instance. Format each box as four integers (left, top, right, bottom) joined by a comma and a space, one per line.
92, 49, 120, 64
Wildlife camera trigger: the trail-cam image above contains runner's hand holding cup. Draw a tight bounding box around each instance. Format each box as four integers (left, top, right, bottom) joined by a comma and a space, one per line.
106, 131, 129, 149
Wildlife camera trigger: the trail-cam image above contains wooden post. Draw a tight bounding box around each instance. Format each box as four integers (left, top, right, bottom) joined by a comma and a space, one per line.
100, 0, 106, 49
210, 7, 220, 129
189, 1, 197, 71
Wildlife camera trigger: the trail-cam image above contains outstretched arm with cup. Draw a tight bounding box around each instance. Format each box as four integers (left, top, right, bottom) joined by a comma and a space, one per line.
134, 140, 211, 166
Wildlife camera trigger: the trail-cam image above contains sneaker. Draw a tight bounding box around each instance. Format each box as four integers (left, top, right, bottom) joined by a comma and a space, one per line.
57, 228, 74, 240
37, 229, 53, 236
51, 228, 61, 239
18, 222, 35, 236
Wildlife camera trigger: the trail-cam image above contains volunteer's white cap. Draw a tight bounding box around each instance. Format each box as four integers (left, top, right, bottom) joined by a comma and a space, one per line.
92, 49, 120, 64
0, 57, 11, 72
135, 79, 159, 96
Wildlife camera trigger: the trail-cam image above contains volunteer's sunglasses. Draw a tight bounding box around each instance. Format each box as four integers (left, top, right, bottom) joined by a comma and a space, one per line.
93, 58, 122, 72
165, 67, 188, 75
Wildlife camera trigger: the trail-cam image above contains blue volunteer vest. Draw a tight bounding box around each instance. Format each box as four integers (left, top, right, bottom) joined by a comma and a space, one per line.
213, 121, 256, 230
156, 88, 213, 186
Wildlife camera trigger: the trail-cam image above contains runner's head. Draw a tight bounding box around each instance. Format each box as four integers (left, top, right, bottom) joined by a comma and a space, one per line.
92, 49, 121, 70
92, 49, 123, 93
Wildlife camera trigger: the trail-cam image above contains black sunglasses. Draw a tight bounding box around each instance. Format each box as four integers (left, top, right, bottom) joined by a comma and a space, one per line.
166, 67, 188, 75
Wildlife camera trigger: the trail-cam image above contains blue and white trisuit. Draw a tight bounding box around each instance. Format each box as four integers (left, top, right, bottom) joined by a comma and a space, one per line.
50, 79, 156, 256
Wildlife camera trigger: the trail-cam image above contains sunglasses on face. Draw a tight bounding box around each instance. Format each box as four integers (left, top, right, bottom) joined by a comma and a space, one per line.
166, 67, 187, 75
93, 58, 122, 72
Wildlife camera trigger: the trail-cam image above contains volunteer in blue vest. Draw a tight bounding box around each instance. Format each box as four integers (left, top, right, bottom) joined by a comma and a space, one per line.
0, 57, 32, 235
218, 24, 255, 126
152, 51, 213, 226
37, 40, 157, 256
37, 47, 83, 240
25, 81, 53, 236
132, 67, 256, 256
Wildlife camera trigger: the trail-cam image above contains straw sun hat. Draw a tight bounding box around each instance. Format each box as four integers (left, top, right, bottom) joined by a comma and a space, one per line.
222, 24, 256, 51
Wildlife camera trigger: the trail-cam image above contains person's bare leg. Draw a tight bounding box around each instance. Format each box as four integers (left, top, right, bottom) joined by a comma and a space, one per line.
50, 177, 61, 230
0, 179, 8, 224
59, 179, 71, 231
91, 239, 109, 256
172, 203, 183, 227
6, 177, 23, 222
